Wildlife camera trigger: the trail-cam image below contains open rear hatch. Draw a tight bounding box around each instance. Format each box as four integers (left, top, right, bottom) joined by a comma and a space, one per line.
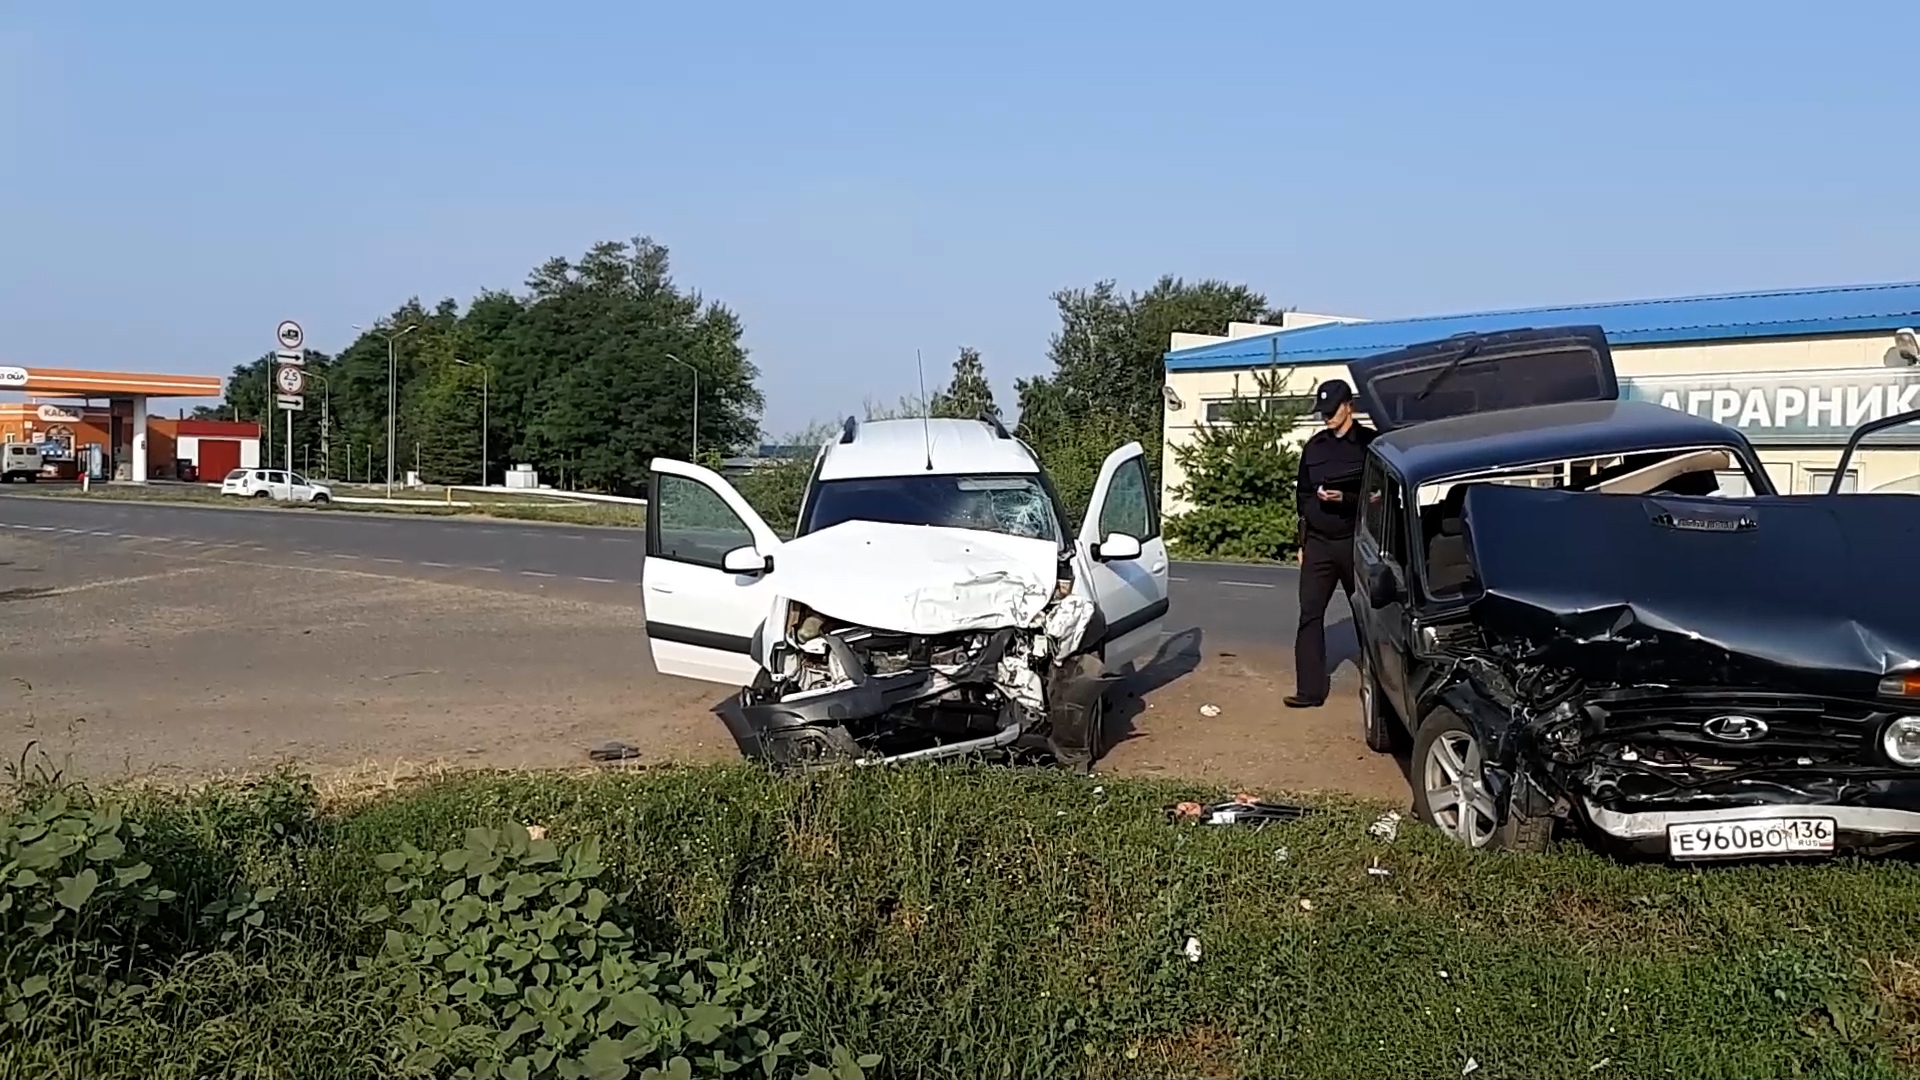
1458, 483, 1920, 694
1349, 325, 1617, 431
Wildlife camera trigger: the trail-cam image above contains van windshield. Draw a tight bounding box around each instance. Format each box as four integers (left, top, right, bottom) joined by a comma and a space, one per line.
799, 474, 1062, 543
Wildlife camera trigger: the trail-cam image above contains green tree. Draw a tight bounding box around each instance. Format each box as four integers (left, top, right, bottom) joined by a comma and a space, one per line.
860, 394, 926, 421
197, 237, 760, 494
929, 347, 998, 419
408, 365, 485, 485
1161, 367, 1310, 559
506, 238, 761, 494
1016, 276, 1274, 524
733, 422, 837, 538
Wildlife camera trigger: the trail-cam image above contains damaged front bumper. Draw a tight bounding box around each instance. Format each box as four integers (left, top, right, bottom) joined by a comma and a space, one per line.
1441, 667, 1920, 859
726, 597, 1108, 770
1579, 798, 1920, 858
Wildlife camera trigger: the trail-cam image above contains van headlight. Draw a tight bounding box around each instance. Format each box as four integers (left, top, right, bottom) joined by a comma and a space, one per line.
1883, 717, 1920, 766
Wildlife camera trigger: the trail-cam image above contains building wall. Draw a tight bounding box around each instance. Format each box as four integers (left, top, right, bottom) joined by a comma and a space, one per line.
0, 404, 260, 478
1160, 329, 1920, 513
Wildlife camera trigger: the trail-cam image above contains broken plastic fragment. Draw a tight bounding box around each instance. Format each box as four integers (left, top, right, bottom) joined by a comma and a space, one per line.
1463, 1057, 1480, 1076
1169, 799, 1314, 827
1366, 860, 1391, 879
1368, 810, 1402, 841
1183, 935, 1202, 963
588, 741, 641, 762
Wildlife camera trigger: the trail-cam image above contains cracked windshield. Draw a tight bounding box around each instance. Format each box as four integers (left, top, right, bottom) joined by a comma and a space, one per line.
4, 5, 1920, 1078
801, 474, 1061, 541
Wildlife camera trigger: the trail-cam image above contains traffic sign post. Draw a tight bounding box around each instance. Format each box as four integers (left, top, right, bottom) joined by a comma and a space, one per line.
275, 348, 305, 412
273, 323, 306, 472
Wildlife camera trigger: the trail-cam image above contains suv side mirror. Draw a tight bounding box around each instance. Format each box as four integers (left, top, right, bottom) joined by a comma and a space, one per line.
1095, 533, 1143, 561
1365, 562, 1402, 609
722, 545, 772, 575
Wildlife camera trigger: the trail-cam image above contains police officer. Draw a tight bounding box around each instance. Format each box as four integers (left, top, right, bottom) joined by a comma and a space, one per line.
1286, 379, 1376, 709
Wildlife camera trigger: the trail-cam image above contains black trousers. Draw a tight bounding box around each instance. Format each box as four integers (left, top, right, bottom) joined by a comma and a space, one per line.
1294, 533, 1355, 702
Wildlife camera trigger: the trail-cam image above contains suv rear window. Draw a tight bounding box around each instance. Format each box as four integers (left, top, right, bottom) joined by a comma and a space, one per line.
225, 469, 246, 480
1366, 343, 1611, 428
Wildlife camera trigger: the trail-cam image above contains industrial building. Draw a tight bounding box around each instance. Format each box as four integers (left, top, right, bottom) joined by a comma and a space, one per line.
0, 365, 254, 481
1160, 281, 1920, 514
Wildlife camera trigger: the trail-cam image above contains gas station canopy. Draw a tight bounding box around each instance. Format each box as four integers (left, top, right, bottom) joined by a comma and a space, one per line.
0, 366, 223, 398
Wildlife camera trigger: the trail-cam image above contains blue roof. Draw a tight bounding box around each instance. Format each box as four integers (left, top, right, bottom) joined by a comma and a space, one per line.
1165, 281, 1920, 371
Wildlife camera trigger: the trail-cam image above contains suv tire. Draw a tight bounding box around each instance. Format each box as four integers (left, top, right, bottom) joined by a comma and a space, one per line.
1410, 708, 1550, 853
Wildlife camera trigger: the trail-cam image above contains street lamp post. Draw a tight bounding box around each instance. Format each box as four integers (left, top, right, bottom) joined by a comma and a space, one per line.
663, 352, 698, 460
353, 322, 419, 497
305, 371, 332, 480
454, 358, 491, 487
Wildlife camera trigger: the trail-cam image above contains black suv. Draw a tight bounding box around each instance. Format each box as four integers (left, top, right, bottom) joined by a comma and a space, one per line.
1346, 325, 1920, 861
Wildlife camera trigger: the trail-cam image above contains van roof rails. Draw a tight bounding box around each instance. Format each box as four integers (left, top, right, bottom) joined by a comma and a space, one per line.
839, 416, 859, 444
978, 412, 1012, 439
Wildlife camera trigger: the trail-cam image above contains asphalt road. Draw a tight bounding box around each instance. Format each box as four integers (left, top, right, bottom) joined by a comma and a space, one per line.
0, 493, 1340, 649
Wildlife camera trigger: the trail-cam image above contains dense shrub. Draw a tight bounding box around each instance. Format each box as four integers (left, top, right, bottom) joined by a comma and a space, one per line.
0, 767, 867, 1080
1163, 367, 1308, 560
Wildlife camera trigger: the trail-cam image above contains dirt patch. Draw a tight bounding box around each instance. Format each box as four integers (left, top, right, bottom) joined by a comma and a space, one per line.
1100, 631, 1408, 805
1864, 956, 1920, 1069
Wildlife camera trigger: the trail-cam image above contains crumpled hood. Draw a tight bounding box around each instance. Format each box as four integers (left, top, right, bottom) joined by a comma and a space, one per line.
772, 520, 1065, 636
1462, 485, 1920, 695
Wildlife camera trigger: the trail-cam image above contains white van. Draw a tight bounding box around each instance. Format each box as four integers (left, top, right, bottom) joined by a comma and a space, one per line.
0, 444, 41, 483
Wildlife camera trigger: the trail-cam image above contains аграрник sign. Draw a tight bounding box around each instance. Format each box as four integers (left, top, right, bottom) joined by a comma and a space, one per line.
1622, 367, 1920, 444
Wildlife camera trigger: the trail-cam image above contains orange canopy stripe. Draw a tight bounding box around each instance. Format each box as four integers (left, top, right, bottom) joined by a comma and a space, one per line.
15, 367, 223, 398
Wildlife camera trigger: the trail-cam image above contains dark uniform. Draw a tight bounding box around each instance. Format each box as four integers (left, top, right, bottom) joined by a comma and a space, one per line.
1289, 380, 1376, 707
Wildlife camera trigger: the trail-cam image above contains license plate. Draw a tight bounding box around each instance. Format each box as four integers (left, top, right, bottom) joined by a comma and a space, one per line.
1666, 817, 1836, 859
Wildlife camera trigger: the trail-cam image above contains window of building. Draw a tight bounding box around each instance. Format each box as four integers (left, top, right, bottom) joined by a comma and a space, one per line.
1202, 395, 1315, 423
1806, 468, 1859, 494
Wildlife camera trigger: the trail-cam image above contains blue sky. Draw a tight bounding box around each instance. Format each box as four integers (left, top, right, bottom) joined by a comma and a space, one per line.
4, 1, 1918, 434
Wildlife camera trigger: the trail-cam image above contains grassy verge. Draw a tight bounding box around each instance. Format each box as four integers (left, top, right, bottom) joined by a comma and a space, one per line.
7, 763, 1920, 1078
5, 483, 644, 527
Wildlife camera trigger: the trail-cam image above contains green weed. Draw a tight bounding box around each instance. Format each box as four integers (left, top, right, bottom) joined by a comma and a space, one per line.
2, 764, 1919, 1078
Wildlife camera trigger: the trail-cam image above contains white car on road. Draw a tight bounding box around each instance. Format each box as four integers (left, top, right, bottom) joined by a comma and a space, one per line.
644, 415, 1169, 771
220, 468, 332, 504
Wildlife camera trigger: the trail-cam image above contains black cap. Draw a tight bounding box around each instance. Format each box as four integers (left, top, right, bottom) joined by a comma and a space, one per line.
1312, 379, 1355, 418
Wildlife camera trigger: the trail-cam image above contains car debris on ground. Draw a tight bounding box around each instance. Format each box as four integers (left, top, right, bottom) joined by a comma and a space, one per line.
1167, 794, 1316, 827
1368, 810, 1402, 842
